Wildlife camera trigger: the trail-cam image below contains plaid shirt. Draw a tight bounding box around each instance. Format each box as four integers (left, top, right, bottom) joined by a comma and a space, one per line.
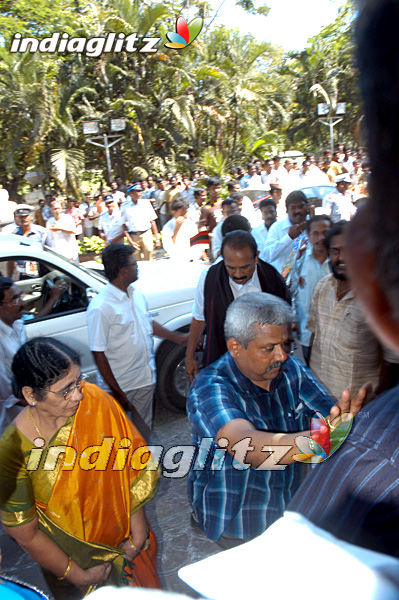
187, 352, 334, 541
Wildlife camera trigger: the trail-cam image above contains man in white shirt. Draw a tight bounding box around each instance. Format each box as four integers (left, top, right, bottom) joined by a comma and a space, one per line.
185, 230, 288, 380
261, 190, 309, 274
251, 199, 277, 255
46, 200, 79, 261
292, 215, 332, 365
120, 183, 161, 261
323, 174, 356, 223
179, 175, 195, 205
110, 180, 126, 206
98, 194, 123, 243
240, 163, 263, 189
86, 244, 187, 437
278, 158, 300, 198
187, 188, 206, 227
261, 159, 278, 189
161, 198, 203, 261
211, 198, 240, 259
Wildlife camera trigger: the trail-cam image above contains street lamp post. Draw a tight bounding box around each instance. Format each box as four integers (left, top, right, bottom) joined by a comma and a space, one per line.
317, 103, 346, 153
82, 119, 126, 182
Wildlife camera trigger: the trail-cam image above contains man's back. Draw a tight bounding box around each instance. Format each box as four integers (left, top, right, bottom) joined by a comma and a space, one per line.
289, 385, 399, 557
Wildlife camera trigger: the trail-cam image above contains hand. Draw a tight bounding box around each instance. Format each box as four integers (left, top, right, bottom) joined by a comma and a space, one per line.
329, 382, 373, 421
172, 331, 189, 345
298, 276, 305, 288
48, 284, 63, 301
72, 563, 112, 586
185, 354, 199, 382
130, 241, 140, 251
114, 391, 130, 412
288, 222, 307, 240
175, 216, 186, 230
154, 239, 161, 249
119, 537, 146, 561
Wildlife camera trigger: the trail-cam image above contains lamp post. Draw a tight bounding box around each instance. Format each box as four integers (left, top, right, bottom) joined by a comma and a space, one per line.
317, 103, 346, 153
82, 119, 126, 182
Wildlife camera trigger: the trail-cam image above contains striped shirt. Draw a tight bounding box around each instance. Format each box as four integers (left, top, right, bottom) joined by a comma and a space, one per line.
288, 386, 399, 558
187, 352, 334, 541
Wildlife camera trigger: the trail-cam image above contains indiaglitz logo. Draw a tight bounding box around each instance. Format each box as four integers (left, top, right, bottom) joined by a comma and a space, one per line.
292, 412, 353, 463
164, 16, 203, 49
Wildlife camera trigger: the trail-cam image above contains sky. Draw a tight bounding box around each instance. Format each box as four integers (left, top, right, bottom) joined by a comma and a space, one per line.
207, 0, 347, 51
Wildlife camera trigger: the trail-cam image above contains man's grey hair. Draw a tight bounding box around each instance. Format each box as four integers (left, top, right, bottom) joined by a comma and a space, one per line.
224, 293, 293, 348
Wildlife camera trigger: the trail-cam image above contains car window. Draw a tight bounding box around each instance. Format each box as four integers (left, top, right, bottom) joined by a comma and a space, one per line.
4, 256, 90, 321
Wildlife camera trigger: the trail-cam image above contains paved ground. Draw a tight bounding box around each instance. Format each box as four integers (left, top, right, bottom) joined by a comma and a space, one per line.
0, 402, 221, 598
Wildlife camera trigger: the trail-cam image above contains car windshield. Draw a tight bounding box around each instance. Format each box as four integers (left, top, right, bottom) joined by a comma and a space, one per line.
42, 244, 108, 284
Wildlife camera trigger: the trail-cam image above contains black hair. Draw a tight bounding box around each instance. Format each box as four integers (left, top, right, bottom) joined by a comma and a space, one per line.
227, 181, 240, 192
259, 199, 277, 210
221, 198, 238, 209
285, 190, 308, 210
324, 220, 348, 252
246, 162, 255, 170
194, 187, 205, 197
102, 243, 135, 281
229, 192, 244, 201
12, 337, 81, 402
221, 230, 257, 258
306, 214, 332, 234
207, 177, 222, 188
171, 197, 189, 212
273, 155, 281, 161
221, 215, 251, 237
0, 277, 13, 303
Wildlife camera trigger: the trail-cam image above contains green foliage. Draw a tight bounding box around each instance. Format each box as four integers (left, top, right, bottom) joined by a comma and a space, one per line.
0, 0, 361, 199
78, 236, 106, 255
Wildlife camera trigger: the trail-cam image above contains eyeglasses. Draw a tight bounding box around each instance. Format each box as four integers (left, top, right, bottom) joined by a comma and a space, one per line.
0, 294, 26, 306
46, 374, 87, 400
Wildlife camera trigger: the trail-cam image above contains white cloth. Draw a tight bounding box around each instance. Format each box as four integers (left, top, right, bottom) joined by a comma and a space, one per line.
261, 216, 294, 272
211, 220, 224, 259
87, 282, 155, 393
120, 199, 157, 232
323, 190, 356, 223
179, 511, 399, 600
46, 214, 78, 260
161, 217, 201, 261
261, 171, 278, 189
240, 173, 263, 190
192, 262, 261, 321
187, 202, 202, 226
98, 208, 122, 241
294, 248, 330, 346
251, 223, 271, 256
0, 318, 26, 434
241, 195, 261, 227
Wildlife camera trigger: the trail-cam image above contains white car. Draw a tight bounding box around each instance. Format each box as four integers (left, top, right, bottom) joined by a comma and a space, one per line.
0, 235, 206, 411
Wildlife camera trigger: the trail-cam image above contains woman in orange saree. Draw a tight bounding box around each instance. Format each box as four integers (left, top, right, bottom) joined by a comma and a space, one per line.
0, 337, 161, 599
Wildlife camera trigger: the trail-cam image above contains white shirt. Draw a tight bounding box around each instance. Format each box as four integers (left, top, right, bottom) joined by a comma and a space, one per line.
46, 214, 78, 260
187, 202, 202, 226
294, 248, 331, 346
211, 220, 224, 259
251, 223, 271, 255
161, 217, 201, 261
240, 173, 263, 189
121, 198, 157, 232
192, 261, 261, 321
87, 282, 155, 392
323, 191, 356, 223
0, 318, 26, 434
241, 195, 262, 227
98, 208, 122, 241
261, 216, 295, 272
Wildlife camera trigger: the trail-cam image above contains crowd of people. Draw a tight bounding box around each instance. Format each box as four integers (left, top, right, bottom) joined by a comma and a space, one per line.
0, 133, 398, 599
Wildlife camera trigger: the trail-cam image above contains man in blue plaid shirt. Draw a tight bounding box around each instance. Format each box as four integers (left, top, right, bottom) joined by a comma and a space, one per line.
187, 292, 369, 548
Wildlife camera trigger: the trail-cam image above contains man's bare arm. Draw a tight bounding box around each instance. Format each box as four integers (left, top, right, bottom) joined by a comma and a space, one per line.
185, 318, 205, 381
91, 351, 129, 410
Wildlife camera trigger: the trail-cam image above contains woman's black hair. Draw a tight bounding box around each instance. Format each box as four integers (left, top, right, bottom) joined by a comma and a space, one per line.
12, 337, 81, 402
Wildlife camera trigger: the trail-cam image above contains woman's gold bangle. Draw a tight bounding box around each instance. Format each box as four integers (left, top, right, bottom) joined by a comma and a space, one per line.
128, 533, 150, 553
58, 556, 72, 581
